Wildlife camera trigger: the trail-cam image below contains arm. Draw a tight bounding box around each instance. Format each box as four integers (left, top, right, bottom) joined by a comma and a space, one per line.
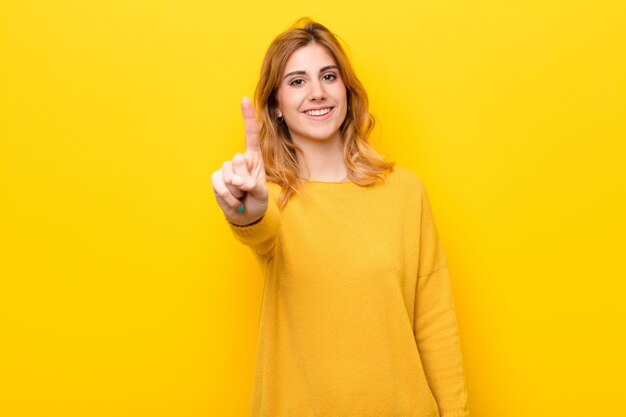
227, 188, 281, 260
212, 96, 278, 259
413, 181, 470, 417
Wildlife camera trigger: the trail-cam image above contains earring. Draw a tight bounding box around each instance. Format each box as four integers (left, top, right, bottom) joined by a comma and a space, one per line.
278, 114, 284, 123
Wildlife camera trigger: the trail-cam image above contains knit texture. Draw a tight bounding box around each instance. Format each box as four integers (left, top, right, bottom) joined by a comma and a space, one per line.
228, 166, 470, 417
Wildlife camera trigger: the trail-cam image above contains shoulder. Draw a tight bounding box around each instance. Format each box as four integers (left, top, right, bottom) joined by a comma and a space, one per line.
387, 165, 427, 191
385, 166, 433, 213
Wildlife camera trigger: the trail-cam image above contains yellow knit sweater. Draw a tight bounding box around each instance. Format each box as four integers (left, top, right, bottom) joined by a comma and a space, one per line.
228, 165, 470, 417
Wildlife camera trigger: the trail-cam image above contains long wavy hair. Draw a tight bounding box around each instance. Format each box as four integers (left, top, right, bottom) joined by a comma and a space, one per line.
254, 17, 395, 209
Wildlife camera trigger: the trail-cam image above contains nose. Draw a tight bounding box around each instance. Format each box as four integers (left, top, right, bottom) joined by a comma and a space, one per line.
308, 79, 326, 101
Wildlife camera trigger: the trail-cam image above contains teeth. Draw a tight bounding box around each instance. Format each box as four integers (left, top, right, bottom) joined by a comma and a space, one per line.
305, 108, 331, 116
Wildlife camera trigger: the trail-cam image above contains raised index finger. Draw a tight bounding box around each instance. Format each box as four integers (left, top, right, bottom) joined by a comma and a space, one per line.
241, 96, 260, 152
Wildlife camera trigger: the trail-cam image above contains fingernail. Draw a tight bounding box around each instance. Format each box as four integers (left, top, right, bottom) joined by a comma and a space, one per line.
237, 205, 245, 213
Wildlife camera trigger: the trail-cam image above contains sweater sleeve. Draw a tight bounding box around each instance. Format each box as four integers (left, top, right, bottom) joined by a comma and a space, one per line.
413, 180, 470, 417
227, 190, 281, 261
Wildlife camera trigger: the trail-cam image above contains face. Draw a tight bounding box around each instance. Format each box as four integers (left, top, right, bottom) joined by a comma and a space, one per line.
276, 43, 348, 145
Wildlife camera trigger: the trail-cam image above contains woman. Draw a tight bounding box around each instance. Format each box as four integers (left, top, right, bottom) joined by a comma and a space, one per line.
211, 17, 470, 417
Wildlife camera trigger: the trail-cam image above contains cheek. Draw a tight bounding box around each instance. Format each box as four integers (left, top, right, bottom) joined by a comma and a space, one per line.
277, 88, 301, 111
276, 87, 291, 108
332, 84, 348, 105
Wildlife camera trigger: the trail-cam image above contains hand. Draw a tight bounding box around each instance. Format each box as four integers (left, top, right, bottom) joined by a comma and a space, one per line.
211, 97, 268, 226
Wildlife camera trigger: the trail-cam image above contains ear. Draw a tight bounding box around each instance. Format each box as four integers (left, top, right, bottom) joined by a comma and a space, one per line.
274, 100, 285, 120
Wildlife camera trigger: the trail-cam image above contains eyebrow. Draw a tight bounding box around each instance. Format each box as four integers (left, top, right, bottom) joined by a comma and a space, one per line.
283, 65, 338, 80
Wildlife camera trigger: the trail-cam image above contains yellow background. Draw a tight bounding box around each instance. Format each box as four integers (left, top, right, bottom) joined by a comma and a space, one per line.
1, 0, 625, 416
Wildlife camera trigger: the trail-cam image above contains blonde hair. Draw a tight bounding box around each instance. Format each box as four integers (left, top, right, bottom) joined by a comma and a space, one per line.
254, 17, 395, 209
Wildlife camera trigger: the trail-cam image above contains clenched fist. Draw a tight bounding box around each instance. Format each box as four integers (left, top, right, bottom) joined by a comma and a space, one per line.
211, 97, 268, 226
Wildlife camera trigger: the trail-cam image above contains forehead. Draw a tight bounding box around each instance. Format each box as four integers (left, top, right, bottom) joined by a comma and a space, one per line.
283, 43, 337, 74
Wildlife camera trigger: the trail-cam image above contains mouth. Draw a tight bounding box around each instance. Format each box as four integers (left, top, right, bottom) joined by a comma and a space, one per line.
302, 107, 334, 120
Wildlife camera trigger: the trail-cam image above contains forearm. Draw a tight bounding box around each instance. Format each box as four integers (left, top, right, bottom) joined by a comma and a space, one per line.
414, 266, 470, 416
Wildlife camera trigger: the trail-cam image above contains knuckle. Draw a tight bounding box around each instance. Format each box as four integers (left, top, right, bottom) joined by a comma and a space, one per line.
211, 170, 223, 184
217, 189, 231, 200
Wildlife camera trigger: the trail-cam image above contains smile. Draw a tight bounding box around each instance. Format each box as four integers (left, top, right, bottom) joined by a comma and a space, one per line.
303, 107, 334, 119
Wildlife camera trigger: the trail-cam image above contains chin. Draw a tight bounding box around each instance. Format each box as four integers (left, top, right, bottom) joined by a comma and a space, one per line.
287, 123, 343, 142
306, 126, 342, 140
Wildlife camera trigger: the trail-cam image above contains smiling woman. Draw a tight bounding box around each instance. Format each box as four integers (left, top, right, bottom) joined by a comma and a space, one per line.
210, 17, 471, 417
253, 17, 395, 207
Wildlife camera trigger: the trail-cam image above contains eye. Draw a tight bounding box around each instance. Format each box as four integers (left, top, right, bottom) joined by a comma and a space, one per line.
289, 78, 305, 87
322, 73, 337, 82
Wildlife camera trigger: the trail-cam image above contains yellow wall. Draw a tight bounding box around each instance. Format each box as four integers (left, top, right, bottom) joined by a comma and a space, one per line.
2, 1, 625, 416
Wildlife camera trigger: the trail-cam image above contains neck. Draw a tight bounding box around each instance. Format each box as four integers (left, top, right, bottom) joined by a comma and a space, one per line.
293, 133, 347, 181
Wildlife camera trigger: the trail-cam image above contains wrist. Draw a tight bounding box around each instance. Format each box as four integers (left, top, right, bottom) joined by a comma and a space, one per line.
229, 215, 263, 227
